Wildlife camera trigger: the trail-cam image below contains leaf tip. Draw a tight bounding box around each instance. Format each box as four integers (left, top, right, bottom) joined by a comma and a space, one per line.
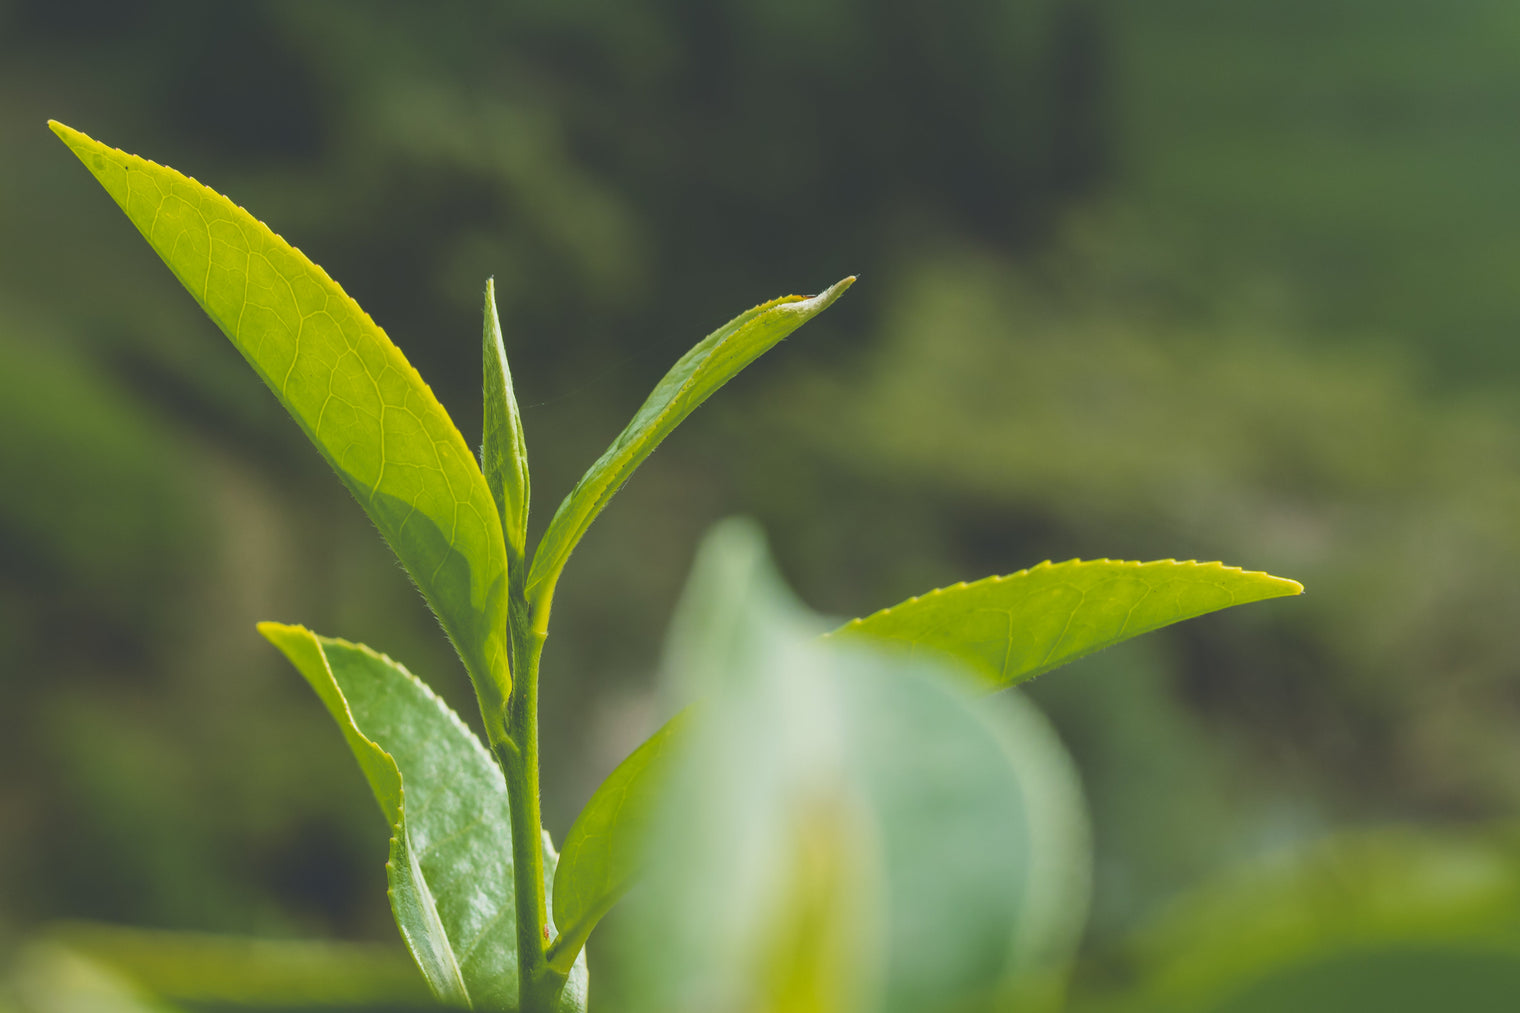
256, 620, 308, 647
47, 119, 91, 157
482, 277, 507, 352
46, 118, 80, 140
818, 274, 856, 304
784, 275, 858, 316
1194, 560, 1304, 597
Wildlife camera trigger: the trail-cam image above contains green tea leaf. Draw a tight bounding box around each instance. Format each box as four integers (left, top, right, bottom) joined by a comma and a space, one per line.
831, 558, 1303, 691
550, 709, 692, 971
526, 279, 855, 619
259, 623, 587, 1011
482, 278, 530, 573
52, 122, 511, 738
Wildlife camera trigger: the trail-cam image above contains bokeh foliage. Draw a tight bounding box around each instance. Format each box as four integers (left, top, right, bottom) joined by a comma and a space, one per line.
5, 0, 1520, 1007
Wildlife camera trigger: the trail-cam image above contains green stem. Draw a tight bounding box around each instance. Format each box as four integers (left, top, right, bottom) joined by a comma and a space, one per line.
496, 598, 567, 1012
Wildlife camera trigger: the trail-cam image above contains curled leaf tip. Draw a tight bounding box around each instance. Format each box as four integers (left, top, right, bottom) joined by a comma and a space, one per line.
817, 274, 856, 301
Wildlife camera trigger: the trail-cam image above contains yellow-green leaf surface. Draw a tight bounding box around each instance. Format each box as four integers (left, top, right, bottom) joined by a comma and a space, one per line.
11, 942, 167, 1013
526, 278, 855, 616
832, 559, 1302, 692
46, 923, 431, 1007
259, 624, 588, 1012
482, 278, 529, 573
550, 709, 692, 972
52, 122, 511, 735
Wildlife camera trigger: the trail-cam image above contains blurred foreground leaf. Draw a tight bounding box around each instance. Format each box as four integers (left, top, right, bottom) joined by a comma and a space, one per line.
613, 519, 1091, 1012
51, 122, 513, 737
259, 624, 587, 1011
11, 942, 172, 1013
40, 923, 430, 1007
832, 559, 1302, 691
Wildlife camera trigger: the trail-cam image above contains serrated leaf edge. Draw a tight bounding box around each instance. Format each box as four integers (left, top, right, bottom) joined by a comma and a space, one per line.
827, 558, 1304, 637
321, 632, 504, 774
260, 623, 493, 1007
57, 121, 513, 721
50, 123, 403, 370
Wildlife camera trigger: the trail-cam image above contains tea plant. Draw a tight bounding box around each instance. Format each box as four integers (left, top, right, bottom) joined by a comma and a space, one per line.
51, 120, 1301, 1012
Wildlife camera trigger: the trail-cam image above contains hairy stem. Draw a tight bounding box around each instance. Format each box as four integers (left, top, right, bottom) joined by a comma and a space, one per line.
496, 597, 567, 1011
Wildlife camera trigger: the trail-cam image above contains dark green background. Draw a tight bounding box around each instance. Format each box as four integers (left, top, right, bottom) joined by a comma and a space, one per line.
5, 0, 1520, 1003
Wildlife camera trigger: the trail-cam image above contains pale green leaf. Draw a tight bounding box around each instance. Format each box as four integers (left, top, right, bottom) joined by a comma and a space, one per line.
831, 558, 1303, 691
12, 943, 174, 1013
526, 279, 855, 617
52, 122, 511, 737
45, 923, 430, 1007
482, 277, 530, 573
549, 709, 692, 972
617, 520, 1090, 1012
259, 623, 587, 1011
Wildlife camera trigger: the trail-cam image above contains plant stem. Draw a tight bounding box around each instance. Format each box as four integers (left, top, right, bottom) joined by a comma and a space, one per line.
496, 599, 567, 1012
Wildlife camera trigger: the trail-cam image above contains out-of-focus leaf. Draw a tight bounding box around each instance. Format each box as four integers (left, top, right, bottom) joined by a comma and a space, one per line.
51, 122, 512, 738
11, 942, 176, 1013
751, 796, 880, 1013
831, 559, 1302, 691
550, 709, 692, 972
1079, 829, 1520, 1013
44, 923, 431, 1007
834, 644, 1089, 1012
616, 519, 1090, 1013
526, 279, 854, 617
481, 278, 530, 572
258, 624, 587, 1011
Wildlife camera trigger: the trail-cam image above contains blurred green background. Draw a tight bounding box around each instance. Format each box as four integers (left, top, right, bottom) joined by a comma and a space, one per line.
5, 0, 1520, 1007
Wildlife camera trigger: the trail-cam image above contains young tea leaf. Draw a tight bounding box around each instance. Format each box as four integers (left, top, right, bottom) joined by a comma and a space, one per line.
258, 623, 588, 1012
482, 278, 530, 573
549, 709, 693, 972
830, 558, 1303, 691
51, 122, 512, 740
526, 279, 855, 621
